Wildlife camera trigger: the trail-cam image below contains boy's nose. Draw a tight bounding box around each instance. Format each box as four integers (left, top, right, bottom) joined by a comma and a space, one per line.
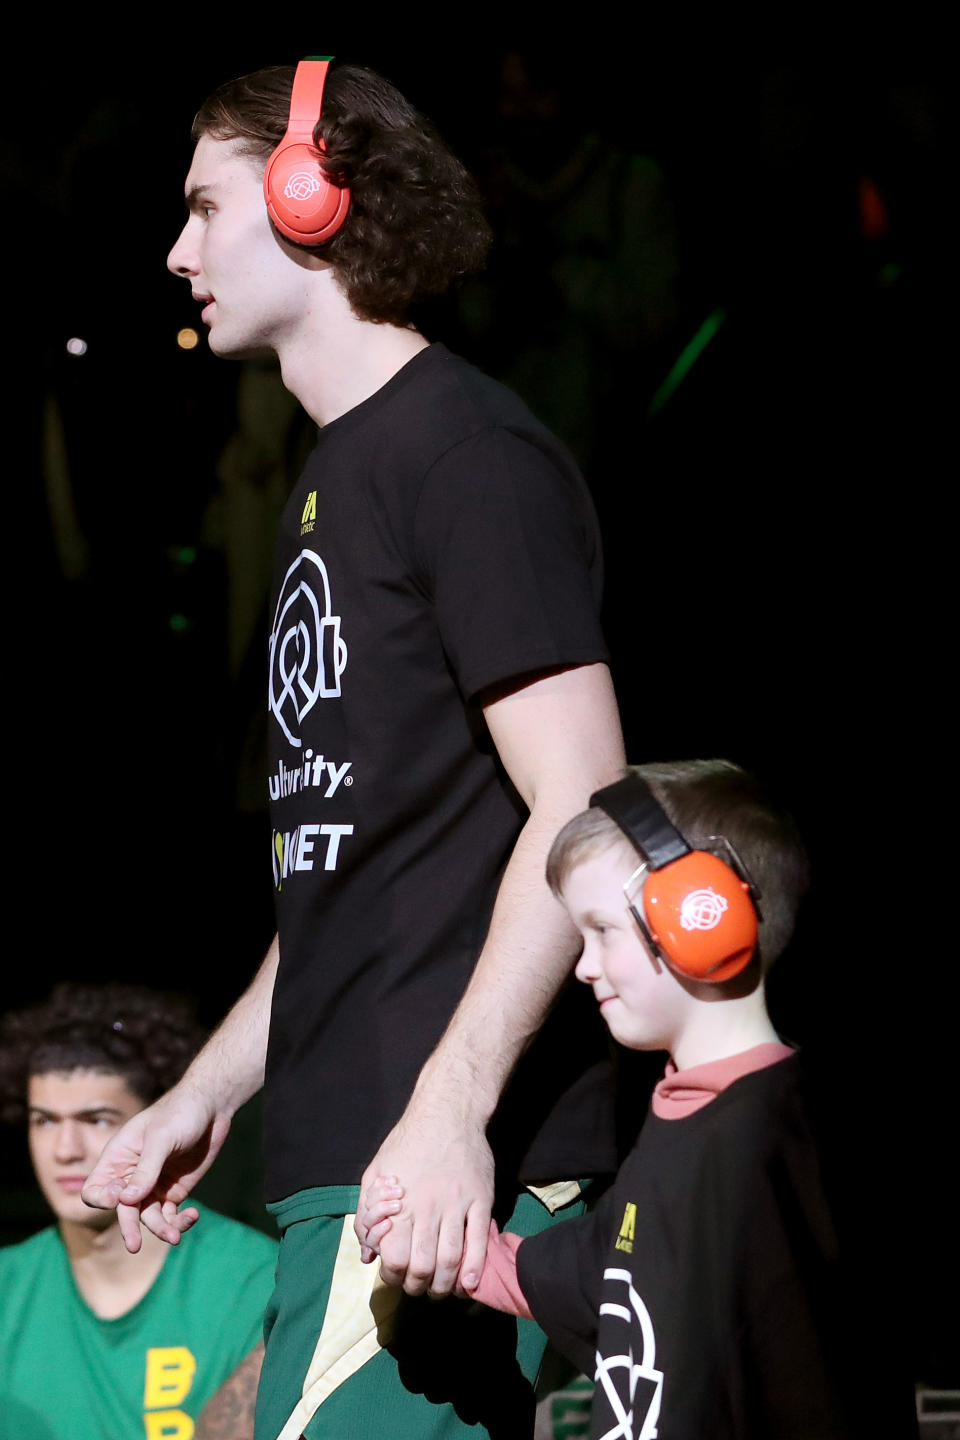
574, 949, 599, 985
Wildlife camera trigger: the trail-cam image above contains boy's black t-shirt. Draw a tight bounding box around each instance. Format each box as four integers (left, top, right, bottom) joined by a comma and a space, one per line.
518, 1055, 891, 1440
263, 343, 616, 1200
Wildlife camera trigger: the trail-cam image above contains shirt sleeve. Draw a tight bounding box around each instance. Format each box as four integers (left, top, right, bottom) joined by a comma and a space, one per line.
469, 1222, 533, 1320
517, 1197, 615, 1378
413, 427, 607, 700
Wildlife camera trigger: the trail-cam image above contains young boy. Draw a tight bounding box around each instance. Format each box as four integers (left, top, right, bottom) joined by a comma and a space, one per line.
364, 759, 898, 1439
0, 983, 277, 1440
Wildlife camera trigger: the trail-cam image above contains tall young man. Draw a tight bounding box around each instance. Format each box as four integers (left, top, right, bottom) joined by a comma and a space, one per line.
83, 59, 626, 1438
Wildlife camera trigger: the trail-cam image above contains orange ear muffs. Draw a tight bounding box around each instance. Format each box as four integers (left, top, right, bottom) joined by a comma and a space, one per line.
636, 850, 757, 982
263, 57, 351, 245
590, 775, 759, 983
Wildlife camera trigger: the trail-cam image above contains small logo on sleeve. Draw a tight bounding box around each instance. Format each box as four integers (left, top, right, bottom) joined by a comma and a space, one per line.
301, 491, 317, 535
615, 1202, 637, 1254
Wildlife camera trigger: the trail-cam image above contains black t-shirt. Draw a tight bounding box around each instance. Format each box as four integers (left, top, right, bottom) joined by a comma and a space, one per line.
264, 343, 616, 1200
518, 1056, 892, 1440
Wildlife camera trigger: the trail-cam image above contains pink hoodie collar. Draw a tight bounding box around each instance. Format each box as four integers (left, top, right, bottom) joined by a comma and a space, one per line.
653, 1041, 795, 1119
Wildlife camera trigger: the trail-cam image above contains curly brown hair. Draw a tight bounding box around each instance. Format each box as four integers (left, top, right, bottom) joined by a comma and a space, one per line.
192, 63, 492, 325
0, 983, 206, 1123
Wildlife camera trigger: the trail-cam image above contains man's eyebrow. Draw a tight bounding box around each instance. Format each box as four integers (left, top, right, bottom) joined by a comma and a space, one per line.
28, 1106, 125, 1121
184, 183, 217, 212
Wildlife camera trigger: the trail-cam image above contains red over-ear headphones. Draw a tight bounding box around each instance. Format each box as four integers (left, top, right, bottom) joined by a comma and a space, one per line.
590, 776, 759, 983
263, 57, 351, 245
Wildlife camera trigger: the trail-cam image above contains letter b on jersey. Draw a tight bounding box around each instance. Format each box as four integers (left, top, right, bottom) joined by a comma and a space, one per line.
144, 1347, 196, 1436
144, 1343, 196, 1436
144, 1346, 197, 1407
144, 1413, 194, 1439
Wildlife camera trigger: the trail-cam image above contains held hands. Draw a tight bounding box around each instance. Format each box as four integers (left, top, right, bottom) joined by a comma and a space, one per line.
357, 1177, 485, 1297
357, 1175, 404, 1255
81, 1086, 232, 1253
355, 1112, 494, 1296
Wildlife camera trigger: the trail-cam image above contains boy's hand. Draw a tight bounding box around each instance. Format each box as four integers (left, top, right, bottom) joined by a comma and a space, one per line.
356, 1176, 404, 1264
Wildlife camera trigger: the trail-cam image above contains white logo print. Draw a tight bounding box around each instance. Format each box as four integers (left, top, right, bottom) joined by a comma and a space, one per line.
284, 171, 322, 201
679, 886, 728, 932
269, 550, 348, 748
595, 1267, 664, 1440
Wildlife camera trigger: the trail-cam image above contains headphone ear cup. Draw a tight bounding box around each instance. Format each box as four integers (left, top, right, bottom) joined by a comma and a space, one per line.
263, 59, 351, 246
642, 851, 757, 982
263, 141, 350, 245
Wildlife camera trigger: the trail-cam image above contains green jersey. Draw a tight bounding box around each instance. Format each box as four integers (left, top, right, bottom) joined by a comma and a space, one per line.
0, 1205, 276, 1440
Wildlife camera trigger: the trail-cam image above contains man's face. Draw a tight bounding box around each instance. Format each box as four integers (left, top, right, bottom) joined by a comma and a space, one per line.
565, 849, 686, 1052
167, 134, 313, 358
27, 1070, 145, 1229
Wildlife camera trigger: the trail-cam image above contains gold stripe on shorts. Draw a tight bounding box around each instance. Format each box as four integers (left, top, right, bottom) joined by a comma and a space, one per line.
274, 1215, 401, 1440
525, 1179, 582, 1213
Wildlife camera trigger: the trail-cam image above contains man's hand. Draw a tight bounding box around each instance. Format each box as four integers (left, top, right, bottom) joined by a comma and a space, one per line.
81, 1085, 231, 1253
83, 938, 277, 1254
356, 1107, 494, 1297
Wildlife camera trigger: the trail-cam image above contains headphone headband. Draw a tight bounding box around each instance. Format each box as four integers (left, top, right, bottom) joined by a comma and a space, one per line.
590, 776, 689, 870
287, 56, 334, 136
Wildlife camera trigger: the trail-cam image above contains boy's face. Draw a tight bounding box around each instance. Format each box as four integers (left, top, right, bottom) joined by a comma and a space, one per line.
167, 134, 314, 359
27, 1070, 145, 1230
565, 850, 687, 1051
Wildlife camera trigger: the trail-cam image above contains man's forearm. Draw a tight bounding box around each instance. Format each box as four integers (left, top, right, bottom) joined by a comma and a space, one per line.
411, 663, 625, 1126
179, 936, 279, 1118
411, 798, 586, 1126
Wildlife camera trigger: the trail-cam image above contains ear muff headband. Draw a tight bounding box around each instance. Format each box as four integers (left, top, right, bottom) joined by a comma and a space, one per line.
263, 57, 351, 245
590, 776, 758, 983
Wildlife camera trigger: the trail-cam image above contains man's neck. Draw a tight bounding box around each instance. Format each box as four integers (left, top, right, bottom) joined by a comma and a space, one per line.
59, 1217, 170, 1320
276, 274, 430, 427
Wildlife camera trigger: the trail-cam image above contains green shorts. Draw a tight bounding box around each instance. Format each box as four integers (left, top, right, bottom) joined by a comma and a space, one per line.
254, 1182, 586, 1440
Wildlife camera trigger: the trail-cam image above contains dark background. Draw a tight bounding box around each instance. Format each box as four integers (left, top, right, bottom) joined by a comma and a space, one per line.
2, 33, 951, 1390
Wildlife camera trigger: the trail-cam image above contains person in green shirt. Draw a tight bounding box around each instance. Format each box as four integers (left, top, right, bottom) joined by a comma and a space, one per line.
0, 983, 277, 1440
